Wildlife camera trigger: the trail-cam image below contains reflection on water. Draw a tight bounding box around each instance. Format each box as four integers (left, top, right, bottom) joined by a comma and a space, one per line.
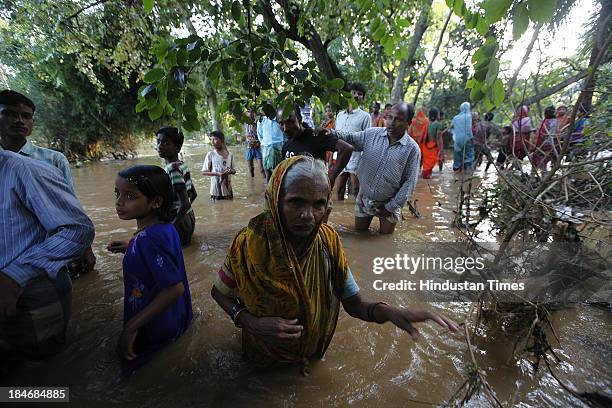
7, 144, 611, 407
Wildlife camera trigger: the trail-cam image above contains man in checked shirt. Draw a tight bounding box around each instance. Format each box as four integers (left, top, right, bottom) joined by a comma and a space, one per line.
323, 103, 420, 234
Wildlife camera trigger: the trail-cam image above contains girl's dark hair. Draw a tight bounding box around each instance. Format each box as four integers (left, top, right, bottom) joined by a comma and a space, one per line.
428, 107, 439, 122
118, 165, 174, 222
156, 126, 184, 150
544, 106, 556, 119
210, 130, 225, 143
484, 112, 494, 122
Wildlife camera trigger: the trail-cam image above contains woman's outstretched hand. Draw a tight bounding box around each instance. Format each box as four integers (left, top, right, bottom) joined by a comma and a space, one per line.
383, 307, 460, 341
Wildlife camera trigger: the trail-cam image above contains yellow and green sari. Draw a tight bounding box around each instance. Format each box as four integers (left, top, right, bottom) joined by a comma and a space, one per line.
214, 156, 350, 366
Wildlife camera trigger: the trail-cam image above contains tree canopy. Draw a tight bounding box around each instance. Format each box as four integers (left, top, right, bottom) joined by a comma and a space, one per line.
0, 0, 608, 157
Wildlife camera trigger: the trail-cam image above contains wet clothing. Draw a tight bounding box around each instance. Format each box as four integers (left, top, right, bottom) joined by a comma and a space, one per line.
282, 128, 338, 161
451, 102, 474, 171
202, 149, 234, 199
213, 156, 359, 366
0, 151, 94, 287
355, 190, 402, 223
164, 161, 196, 245
0, 268, 72, 360
122, 223, 193, 374
244, 122, 262, 160
332, 127, 420, 215
511, 106, 532, 160
532, 118, 558, 169
422, 121, 445, 178
0, 140, 74, 191
0, 151, 93, 360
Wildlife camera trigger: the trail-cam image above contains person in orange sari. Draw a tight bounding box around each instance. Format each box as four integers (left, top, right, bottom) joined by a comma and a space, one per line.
421, 108, 445, 178
211, 156, 459, 372
408, 106, 429, 146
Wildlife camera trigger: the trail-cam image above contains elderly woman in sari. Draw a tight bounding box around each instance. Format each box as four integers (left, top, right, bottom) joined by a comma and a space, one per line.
211, 156, 458, 371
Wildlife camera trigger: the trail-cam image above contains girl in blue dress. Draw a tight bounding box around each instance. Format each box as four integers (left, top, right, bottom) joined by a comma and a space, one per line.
109, 165, 193, 374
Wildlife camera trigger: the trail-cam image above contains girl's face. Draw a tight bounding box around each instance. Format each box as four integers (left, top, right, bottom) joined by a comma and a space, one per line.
325, 107, 333, 119
114, 176, 161, 221
211, 136, 223, 149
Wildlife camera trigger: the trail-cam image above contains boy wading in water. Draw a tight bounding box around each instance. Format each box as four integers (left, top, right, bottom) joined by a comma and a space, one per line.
202, 130, 235, 200
156, 126, 198, 246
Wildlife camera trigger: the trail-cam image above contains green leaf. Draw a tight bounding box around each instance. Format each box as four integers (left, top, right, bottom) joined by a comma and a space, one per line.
153, 40, 169, 62
283, 49, 299, 61
231, 1, 242, 23
329, 78, 344, 90
476, 15, 489, 36
483, 0, 512, 23
144, 68, 164, 83
148, 102, 164, 121
491, 79, 505, 105
527, 0, 558, 23
396, 17, 410, 28
472, 47, 485, 63
453, 0, 465, 16
466, 13, 478, 30
277, 31, 286, 50
470, 84, 485, 102
485, 58, 499, 86
143, 0, 154, 14
512, 3, 529, 40
372, 26, 385, 42
294, 69, 308, 81
135, 99, 147, 113
482, 98, 495, 112
445, 0, 454, 8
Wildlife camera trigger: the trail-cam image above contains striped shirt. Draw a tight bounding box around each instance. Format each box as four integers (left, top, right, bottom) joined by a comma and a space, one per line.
336, 108, 371, 173
331, 127, 421, 213
0, 140, 74, 191
0, 151, 95, 287
164, 161, 194, 212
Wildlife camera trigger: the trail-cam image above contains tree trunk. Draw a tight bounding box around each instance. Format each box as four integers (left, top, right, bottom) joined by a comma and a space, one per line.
259, 0, 343, 81
306, 31, 343, 80
413, 7, 452, 105
390, 0, 432, 103
505, 24, 542, 99
581, 0, 612, 113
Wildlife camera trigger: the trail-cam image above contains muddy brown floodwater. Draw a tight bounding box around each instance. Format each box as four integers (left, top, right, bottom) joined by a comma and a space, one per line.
6, 143, 611, 407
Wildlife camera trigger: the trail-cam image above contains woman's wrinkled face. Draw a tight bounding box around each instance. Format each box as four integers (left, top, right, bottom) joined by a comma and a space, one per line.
279, 176, 329, 239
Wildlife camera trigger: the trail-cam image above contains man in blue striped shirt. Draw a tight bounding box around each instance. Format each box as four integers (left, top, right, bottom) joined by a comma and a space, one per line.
0, 90, 96, 277
0, 151, 95, 360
